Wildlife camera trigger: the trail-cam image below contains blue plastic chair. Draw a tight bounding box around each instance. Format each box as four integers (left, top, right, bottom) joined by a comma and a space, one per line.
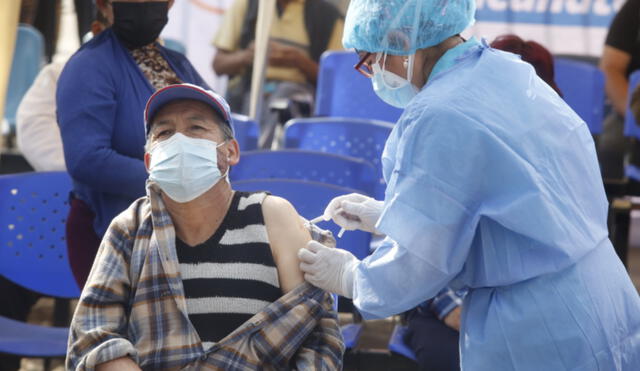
283, 117, 394, 198
232, 179, 371, 260
4, 24, 45, 132
230, 150, 378, 195
0, 317, 70, 357
232, 113, 260, 151
163, 38, 187, 55
0, 171, 80, 358
554, 58, 605, 135
623, 70, 640, 180
327, 293, 362, 349
315, 51, 403, 123
388, 324, 417, 361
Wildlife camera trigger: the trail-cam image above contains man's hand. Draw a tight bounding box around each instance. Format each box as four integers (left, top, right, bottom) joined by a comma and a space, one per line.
268, 42, 306, 68
443, 306, 461, 331
298, 241, 359, 298
96, 357, 141, 371
242, 41, 256, 66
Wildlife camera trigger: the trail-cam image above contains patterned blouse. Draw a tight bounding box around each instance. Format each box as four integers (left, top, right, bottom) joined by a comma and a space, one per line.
130, 43, 182, 90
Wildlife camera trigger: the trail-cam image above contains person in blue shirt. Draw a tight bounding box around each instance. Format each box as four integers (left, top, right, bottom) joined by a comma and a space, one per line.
298, 0, 640, 369
56, 0, 207, 288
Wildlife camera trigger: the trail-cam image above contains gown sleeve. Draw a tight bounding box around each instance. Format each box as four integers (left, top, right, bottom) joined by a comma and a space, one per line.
352, 104, 516, 318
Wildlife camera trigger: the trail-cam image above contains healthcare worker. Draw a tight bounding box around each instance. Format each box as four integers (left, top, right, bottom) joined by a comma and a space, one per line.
297, 0, 640, 369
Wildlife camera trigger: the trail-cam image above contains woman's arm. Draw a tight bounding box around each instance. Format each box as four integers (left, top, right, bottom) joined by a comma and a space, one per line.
56, 55, 147, 199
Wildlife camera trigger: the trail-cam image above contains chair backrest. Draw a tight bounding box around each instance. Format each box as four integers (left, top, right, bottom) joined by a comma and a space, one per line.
163, 38, 187, 55
623, 70, 640, 139
233, 179, 371, 259
232, 113, 259, 151
283, 117, 394, 198
623, 71, 640, 180
0, 172, 80, 298
315, 51, 403, 123
231, 150, 378, 195
4, 25, 45, 131
554, 58, 605, 135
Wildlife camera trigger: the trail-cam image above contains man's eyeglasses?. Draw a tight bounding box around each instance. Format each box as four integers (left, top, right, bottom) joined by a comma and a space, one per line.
354, 52, 373, 78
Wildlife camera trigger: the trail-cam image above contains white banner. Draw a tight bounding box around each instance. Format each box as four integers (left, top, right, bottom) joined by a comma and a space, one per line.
162, 0, 235, 93
469, 0, 626, 56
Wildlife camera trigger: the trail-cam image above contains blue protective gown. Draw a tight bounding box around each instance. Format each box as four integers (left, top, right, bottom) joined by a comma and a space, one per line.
353, 38, 640, 370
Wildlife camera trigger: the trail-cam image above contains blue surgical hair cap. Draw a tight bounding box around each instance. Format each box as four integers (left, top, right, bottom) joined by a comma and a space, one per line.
343, 0, 476, 55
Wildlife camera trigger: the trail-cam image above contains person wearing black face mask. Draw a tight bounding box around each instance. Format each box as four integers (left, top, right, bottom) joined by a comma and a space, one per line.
56, 0, 209, 292
111, 1, 168, 48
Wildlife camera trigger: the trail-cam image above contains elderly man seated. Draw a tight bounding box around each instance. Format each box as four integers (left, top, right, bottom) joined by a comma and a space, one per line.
66, 83, 344, 371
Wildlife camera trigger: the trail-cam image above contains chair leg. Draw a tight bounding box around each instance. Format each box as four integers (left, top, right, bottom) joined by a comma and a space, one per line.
44, 357, 51, 371
610, 199, 631, 269
53, 298, 71, 327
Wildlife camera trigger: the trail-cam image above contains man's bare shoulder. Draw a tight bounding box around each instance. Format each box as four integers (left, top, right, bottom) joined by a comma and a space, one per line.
262, 195, 299, 221
261, 195, 309, 293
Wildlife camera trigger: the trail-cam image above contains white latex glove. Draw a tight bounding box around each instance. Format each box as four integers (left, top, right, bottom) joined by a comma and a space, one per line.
323, 193, 384, 234
298, 240, 359, 298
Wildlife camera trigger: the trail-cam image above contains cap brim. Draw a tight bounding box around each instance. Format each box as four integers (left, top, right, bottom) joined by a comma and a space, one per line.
145, 84, 230, 126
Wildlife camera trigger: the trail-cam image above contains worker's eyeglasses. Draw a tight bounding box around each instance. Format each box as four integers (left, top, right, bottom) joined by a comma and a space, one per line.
354, 52, 373, 78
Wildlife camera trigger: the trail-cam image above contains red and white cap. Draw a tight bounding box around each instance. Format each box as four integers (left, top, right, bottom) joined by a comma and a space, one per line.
144, 83, 232, 136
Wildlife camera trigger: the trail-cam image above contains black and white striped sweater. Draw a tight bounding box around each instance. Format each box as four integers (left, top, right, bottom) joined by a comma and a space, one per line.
175, 191, 281, 348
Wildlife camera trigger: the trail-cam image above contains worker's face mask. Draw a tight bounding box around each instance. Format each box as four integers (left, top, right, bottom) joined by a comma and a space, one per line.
148, 133, 228, 203
371, 53, 419, 108
111, 1, 168, 48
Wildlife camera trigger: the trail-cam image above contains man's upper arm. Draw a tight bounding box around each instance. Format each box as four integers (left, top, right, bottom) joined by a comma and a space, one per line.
604, 0, 640, 54
262, 195, 309, 294
212, 0, 248, 51
16, 63, 66, 171
600, 45, 631, 76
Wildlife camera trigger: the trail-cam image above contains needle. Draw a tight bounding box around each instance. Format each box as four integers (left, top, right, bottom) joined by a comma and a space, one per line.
309, 213, 347, 238
309, 215, 325, 224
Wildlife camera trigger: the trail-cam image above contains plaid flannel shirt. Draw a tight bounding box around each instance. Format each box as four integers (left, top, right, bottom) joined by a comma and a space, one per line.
66, 183, 344, 370
418, 287, 468, 320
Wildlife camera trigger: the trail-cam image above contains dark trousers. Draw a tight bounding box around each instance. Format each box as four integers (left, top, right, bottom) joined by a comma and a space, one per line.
405, 309, 460, 371
66, 198, 101, 289
597, 112, 627, 180
0, 277, 40, 371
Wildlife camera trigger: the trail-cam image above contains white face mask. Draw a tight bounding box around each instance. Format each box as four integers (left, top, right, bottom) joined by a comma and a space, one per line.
371, 53, 419, 108
148, 133, 227, 203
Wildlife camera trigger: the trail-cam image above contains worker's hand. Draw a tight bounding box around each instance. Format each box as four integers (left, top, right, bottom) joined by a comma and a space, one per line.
443, 306, 462, 332
323, 193, 384, 234
298, 240, 359, 298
